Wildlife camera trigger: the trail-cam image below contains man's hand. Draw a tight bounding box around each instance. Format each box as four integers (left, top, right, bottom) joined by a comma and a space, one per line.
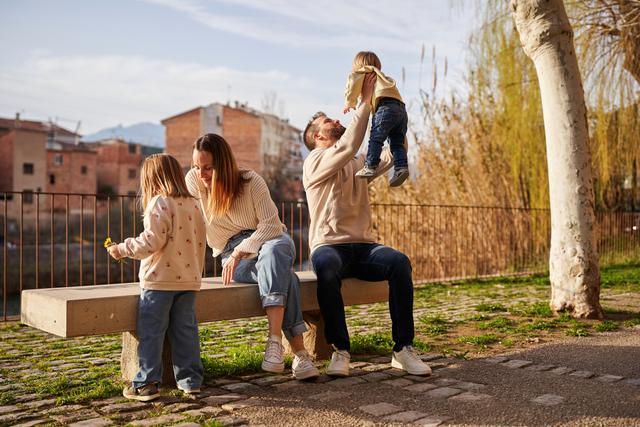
222, 250, 250, 285
343, 105, 355, 114
106, 244, 122, 260
360, 73, 377, 106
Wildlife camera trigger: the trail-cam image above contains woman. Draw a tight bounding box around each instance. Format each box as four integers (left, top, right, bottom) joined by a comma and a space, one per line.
187, 133, 319, 380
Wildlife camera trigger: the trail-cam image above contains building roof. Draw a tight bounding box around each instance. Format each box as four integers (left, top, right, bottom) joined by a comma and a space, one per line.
160, 106, 203, 124
47, 141, 97, 153
0, 117, 80, 137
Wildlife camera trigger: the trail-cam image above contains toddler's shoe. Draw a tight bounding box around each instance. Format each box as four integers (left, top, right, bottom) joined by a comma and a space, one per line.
122, 383, 160, 402
292, 350, 320, 380
262, 335, 285, 373
389, 167, 409, 187
355, 165, 377, 178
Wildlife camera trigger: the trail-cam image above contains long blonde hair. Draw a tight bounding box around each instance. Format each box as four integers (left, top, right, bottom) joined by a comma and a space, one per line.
193, 133, 249, 217
139, 154, 192, 211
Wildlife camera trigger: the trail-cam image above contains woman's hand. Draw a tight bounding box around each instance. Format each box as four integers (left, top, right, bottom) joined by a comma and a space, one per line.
106, 244, 122, 260
222, 250, 249, 285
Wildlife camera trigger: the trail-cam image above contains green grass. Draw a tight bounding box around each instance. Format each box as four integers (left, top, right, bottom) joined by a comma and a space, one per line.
509, 301, 553, 317
418, 315, 453, 336
520, 319, 560, 331
478, 317, 516, 332
565, 321, 590, 337
474, 303, 508, 312
594, 320, 619, 332
350, 333, 394, 355
202, 346, 264, 377
458, 334, 501, 346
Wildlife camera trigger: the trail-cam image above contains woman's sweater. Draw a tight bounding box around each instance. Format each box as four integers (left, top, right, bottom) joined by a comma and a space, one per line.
185, 169, 286, 257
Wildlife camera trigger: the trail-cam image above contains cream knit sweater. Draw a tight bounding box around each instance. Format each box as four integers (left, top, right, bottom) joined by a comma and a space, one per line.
117, 195, 206, 291
303, 104, 394, 254
185, 169, 286, 257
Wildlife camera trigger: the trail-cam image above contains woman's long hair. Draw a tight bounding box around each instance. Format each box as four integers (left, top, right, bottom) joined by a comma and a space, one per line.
193, 133, 250, 217
139, 153, 192, 211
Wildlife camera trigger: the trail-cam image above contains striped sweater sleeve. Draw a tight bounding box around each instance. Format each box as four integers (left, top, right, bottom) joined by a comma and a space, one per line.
234, 173, 285, 255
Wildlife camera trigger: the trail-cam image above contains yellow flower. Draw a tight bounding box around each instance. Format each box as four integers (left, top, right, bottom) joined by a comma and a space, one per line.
103, 237, 114, 248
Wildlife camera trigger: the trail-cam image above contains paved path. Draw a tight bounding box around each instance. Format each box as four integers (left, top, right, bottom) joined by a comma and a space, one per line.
1, 327, 639, 426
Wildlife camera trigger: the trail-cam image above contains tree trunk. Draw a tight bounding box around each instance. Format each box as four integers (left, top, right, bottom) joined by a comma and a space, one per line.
511, 0, 603, 318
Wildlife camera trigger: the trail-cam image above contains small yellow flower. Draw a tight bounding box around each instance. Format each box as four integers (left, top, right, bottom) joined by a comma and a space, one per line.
103, 237, 114, 248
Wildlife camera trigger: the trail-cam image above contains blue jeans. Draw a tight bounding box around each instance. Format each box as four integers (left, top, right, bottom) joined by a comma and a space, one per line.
133, 289, 203, 390
366, 98, 408, 169
221, 231, 307, 340
311, 243, 414, 352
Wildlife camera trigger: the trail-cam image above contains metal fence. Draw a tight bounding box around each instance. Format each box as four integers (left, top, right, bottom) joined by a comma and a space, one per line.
2, 191, 639, 320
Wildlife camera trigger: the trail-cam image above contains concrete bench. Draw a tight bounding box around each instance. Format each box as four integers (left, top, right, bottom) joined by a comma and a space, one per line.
21, 272, 388, 383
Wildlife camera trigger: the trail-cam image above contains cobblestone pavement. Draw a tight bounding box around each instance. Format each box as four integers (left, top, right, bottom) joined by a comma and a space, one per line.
1, 327, 639, 426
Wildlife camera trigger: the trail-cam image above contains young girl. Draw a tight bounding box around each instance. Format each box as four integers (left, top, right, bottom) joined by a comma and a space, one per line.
107, 153, 207, 401
343, 50, 409, 187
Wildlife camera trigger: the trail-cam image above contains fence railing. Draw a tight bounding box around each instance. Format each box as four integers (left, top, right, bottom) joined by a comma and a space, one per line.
2, 191, 639, 320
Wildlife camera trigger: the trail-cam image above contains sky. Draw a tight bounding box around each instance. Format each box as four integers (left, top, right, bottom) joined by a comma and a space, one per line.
0, 0, 478, 136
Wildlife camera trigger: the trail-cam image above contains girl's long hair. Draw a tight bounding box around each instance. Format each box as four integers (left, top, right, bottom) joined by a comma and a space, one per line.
193, 133, 249, 217
139, 153, 192, 211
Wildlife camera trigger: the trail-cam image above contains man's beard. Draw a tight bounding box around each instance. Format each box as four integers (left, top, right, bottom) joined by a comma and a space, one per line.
328, 125, 346, 140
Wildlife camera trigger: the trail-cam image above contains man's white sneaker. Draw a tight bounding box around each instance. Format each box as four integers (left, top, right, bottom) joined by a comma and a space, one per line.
262, 336, 285, 373
326, 349, 350, 377
391, 346, 432, 375
292, 350, 320, 380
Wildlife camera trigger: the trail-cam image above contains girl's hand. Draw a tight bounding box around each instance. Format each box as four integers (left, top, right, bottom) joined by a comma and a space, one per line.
107, 244, 123, 260
222, 250, 249, 285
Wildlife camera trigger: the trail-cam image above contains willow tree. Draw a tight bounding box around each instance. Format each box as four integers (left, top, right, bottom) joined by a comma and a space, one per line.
510, 0, 602, 318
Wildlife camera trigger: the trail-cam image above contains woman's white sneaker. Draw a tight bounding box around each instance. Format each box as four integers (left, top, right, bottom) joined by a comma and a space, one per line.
262, 336, 285, 373
292, 350, 320, 380
391, 346, 432, 375
326, 349, 350, 377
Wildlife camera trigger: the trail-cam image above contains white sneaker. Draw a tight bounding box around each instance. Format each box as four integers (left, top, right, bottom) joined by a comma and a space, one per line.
262, 336, 285, 373
292, 350, 320, 380
391, 346, 432, 375
326, 348, 350, 377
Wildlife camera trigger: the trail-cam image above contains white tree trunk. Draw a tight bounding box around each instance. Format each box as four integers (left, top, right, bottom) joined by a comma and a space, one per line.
511, 0, 602, 318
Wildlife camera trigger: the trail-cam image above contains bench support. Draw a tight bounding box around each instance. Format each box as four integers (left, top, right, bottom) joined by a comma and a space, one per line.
121, 331, 176, 386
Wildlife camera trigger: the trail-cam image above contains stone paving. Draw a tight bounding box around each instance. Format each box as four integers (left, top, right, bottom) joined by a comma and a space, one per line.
1, 333, 640, 426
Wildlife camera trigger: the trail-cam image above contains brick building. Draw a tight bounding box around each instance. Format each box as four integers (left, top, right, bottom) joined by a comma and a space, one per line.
91, 138, 162, 196
46, 141, 97, 211
162, 102, 303, 201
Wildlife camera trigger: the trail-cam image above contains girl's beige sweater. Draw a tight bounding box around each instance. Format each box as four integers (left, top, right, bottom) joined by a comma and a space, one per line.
117, 195, 206, 291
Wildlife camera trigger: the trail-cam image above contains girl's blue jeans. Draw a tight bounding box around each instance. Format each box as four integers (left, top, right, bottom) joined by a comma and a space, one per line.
133, 289, 203, 391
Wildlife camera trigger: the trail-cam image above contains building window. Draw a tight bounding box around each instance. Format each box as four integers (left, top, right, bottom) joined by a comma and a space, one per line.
128, 168, 136, 179
23, 163, 34, 175
81, 165, 88, 175
23, 190, 33, 204
54, 155, 63, 166
128, 144, 137, 154
49, 174, 56, 185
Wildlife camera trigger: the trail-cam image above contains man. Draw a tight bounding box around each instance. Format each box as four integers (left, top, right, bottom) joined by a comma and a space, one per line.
302, 74, 430, 377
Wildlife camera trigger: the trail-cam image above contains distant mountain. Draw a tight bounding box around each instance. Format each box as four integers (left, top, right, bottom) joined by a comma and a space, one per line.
83, 122, 165, 148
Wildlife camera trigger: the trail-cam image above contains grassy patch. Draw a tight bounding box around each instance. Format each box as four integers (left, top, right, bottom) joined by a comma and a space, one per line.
594, 320, 619, 332
520, 319, 559, 331
202, 346, 264, 377
350, 333, 394, 355
458, 334, 501, 346
565, 321, 589, 337
509, 301, 553, 317
474, 303, 508, 313
478, 317, 516, 332
418, 315, 453, 336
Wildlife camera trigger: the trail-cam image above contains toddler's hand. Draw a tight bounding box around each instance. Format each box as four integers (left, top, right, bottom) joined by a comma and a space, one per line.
343, 106, 354, 114
107, 244, 122, 260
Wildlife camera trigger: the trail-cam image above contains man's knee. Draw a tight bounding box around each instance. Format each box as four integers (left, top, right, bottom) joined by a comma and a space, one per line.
390, 251, 412, 275
312, 249, 342, 282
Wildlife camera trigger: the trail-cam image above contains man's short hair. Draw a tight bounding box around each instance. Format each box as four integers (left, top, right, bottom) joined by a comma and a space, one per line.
303, 111, 326, 151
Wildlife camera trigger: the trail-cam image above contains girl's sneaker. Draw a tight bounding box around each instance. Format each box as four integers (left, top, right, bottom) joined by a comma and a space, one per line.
122, 383, 160, 402
262, 336, 285, 373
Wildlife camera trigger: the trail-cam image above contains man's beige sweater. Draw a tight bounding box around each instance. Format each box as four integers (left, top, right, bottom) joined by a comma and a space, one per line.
303, 104, 394, 254
117, 195, 206, 291
185, 169, 286, 257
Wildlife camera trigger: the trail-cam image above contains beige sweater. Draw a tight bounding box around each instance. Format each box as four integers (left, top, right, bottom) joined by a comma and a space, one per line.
117, 195, 206, 291
185, 169, 286, 257
344, 65, 403, 112
303, 104, 394, 253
